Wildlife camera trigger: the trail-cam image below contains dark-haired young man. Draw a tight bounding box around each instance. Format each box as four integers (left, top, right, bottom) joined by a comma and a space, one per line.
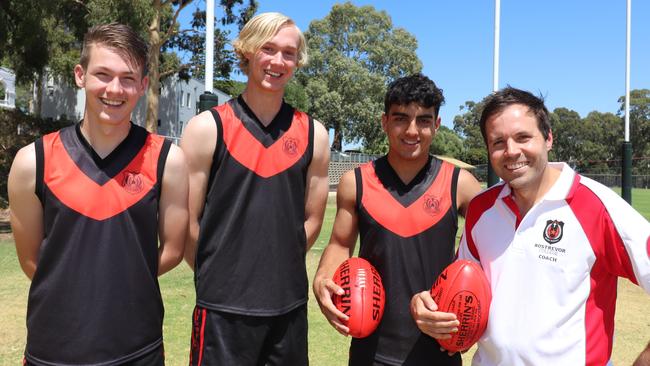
453, 87, 650, 365
314, 73, 481, 365
8, 23, 188, 365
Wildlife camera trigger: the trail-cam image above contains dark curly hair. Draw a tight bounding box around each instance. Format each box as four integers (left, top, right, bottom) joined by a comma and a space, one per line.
384, 73, 445, 117
479, 86, 551, 143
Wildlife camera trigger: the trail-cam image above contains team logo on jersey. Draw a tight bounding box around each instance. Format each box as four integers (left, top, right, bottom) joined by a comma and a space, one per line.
422, 194, 440, 216
122, 171, 143, 194
282, 137, 299, 156
543, 220, 564, 244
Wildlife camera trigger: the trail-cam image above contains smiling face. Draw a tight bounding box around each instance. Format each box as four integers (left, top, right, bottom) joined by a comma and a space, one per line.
74, 43, 148, 127
382, 102, 439, 164
485, 103, 553, 192
245, 25, 300, 95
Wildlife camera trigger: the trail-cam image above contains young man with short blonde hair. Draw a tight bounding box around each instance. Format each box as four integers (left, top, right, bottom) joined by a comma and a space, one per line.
182, 12, 329, 365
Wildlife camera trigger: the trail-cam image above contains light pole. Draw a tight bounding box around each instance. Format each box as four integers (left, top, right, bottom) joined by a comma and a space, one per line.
198, 0, 220, 112
621, 0, 632, 203
487, 0, 501, 187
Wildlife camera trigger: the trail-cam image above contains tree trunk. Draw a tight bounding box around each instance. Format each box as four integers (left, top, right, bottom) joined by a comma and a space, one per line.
332, 121, 343, 151
145, 0, 162, 133
33, 73, 43, 117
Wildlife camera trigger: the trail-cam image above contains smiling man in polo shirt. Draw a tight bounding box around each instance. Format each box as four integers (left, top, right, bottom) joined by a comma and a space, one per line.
454, 87, 650, 365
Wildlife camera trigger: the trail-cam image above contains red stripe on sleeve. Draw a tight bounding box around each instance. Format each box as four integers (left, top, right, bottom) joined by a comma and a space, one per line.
568, 177, 638, 282
502, 195, 522, 229
567, 177, 636, 365
464, 186, 504, 261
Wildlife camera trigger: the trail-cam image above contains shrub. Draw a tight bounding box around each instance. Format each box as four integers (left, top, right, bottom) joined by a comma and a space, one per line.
1, 109, 73, 207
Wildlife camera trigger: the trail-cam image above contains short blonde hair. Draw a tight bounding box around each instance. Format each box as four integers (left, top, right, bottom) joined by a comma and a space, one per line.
233, 12, 308, 74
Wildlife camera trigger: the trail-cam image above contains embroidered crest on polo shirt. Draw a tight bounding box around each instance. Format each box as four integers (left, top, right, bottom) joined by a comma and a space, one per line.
534, 220, 568, 264
122, 171, 144, 194
422, 194, 441, 216
282, 137, 299, 156
543, 220, 564, 244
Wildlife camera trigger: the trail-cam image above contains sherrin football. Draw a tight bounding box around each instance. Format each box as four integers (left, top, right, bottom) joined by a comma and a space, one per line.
430, 259, 491, 353
332, 257, 385, 338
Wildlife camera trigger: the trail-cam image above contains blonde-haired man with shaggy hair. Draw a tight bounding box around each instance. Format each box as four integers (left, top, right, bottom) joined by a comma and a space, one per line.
181, 12, 329, 365
232, 12, 309, 73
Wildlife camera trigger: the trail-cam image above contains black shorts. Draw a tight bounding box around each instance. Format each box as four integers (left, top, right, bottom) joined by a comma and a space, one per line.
349, 333, 461, 366
23, 344, 164, 366
189, 304, 308, 366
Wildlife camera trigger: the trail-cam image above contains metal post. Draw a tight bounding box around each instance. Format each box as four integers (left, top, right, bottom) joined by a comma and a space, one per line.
622, 142, 632, 203
199, 1, 219, 113
205, 0, 214, 93
622, 0, 632, 203
198, 92, 220, 113
487, 0, 501, 187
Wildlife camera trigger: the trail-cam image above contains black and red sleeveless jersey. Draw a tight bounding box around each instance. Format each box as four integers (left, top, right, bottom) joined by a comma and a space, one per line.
26, 124, 170, 366
349, 156, 462, 366
195, 96, 314, 316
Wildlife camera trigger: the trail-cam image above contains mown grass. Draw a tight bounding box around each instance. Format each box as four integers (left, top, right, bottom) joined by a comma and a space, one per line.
1, 189, 649, 365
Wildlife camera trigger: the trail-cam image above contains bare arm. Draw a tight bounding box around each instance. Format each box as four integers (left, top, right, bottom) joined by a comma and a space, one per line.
157, 144, 189, 276
635, 341, 650, 366
8, 143, 43, 280
179, 111, 218, 269
312, 170, 358, 335
304, 119, 330, 250
456, 168, 482, 218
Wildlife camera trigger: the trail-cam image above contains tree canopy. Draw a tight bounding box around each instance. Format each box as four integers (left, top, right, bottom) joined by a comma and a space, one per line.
216, 79, 310, 112
449, 91, 650, 176
619, 89, 650, 161
0, 0, 256, 130
430, 125, 463, 158
452, 100, 487, 166
297, 1, 422, 151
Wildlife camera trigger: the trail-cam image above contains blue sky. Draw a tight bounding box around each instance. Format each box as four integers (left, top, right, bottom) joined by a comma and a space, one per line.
184, 0, 650, 130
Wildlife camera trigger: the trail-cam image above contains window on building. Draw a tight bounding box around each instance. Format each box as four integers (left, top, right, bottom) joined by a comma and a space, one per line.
186, 92, 191, 108
179, 121, 184, 135
0, 82, 6, 101
46, 76, 55, 96
179, 91, 185, 107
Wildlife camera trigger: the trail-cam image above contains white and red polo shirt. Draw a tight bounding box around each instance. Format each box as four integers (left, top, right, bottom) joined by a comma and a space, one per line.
458, 163, 650, 366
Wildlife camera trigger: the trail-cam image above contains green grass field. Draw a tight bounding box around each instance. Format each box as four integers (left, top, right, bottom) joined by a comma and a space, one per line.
1, 189, 649, 365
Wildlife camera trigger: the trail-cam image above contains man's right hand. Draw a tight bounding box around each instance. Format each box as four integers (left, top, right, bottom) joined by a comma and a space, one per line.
313, 276, 350, 336
410, 290, 459, 340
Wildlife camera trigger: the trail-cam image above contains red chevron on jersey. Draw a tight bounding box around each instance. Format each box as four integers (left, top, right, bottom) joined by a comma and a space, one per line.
216, 103, 309, 178
360, 161, 454, 238
42, 131, 163, 221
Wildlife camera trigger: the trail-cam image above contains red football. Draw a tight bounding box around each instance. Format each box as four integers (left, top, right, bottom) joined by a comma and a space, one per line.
332, 257, 385, 338
430, 259, 491, 353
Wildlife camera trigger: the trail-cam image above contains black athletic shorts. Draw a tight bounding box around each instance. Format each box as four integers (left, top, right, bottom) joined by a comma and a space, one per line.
349, 333, 461, 366
23, 344, 164, 366
189, 304, 308, 366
